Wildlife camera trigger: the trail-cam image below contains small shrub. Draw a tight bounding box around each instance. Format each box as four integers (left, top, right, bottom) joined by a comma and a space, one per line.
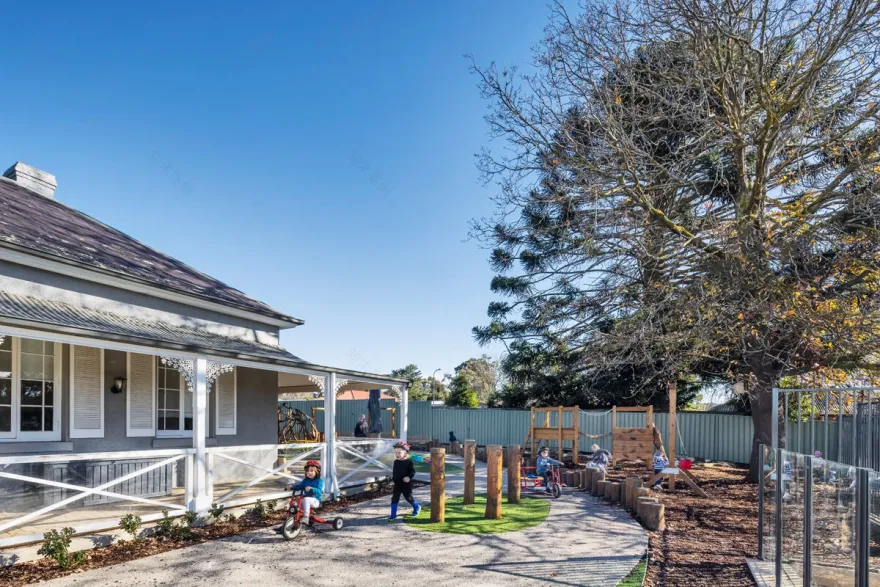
208, 503, 225, 520
377, 476, 392, 492
177, 511, 198, 539
264, 500, 277, 515
154, 510, 176, 540
247, 499, 267, 521
119, 514, 142, 541
224, 513, 237, 523
37, 528, 86, 569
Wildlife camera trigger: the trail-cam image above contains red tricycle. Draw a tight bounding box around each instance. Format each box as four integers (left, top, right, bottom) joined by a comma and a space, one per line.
520, 464, 563, 498
281, 490, 344, 540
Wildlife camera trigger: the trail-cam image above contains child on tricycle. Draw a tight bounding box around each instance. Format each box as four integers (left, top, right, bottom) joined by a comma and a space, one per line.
536, 446, 563, 495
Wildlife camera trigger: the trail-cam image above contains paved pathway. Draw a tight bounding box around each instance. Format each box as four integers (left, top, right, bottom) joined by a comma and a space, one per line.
42, 456, 646, 587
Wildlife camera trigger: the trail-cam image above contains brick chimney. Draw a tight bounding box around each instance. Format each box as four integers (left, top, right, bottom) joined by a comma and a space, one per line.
3, 162, 57, 199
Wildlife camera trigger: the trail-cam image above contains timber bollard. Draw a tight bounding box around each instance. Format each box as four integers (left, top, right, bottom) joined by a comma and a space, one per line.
624, 478, 642, 509
507, 444, 521, 504
592, 470, 606, 496
643, 502, 665, 531
632, 487, 651, 513
637, 496, 659, 520
607, 482, 622, 503
451, 441, 461, 456
464, 440, 476, 505
485, 445, 503, 519
430, 448, 446, 522
585, 468, 595, 492
598, 480, 611, 498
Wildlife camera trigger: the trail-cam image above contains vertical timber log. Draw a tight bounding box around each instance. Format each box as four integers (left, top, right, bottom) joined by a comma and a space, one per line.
430, 448, 446, 523
464, 440, 476, 506
485, 445, 503, 520
507, 444, 521, 504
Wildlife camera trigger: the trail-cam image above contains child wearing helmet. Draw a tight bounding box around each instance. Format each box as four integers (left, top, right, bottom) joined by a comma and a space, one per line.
388, 442, 421, 521
536, 446, 563, 494
290, 460, 324, 525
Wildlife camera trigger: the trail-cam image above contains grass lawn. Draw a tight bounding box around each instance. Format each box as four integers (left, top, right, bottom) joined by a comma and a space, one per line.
412, 460, 464, 474
404, 494, 550, 535
616, 557, 647, 587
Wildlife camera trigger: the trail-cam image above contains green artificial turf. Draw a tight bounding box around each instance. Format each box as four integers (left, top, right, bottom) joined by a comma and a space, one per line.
412, 460, 464, 474
404, 494, 550, 535
616, 557, 647, 587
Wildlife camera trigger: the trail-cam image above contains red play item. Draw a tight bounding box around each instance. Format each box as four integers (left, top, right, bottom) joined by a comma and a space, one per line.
679, 458, 692, 470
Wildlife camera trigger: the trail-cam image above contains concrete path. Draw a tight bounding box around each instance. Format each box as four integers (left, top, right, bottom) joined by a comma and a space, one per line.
41, 456, 646, 587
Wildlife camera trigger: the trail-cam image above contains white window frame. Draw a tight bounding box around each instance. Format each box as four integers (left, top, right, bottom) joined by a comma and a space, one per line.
156, 358, 208, 438
0, 337, 62, 442
69, 345, 105, 439
215, 367, 237, 436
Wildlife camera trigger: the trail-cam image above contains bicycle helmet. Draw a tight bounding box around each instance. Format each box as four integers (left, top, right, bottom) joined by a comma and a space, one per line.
304, 460, 321, 474
393, 441, 410, 453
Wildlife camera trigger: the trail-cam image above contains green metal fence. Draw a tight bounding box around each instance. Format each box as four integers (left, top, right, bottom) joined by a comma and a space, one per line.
281, 399, 755, 464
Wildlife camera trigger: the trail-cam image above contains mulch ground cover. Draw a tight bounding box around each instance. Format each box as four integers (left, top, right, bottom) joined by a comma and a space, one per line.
0, 480, 426, 586
604, 462, 759, 587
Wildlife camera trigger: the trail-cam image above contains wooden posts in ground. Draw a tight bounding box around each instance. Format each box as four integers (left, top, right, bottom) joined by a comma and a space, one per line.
507, 444, 521, 504
606, 482, 622, 503
592, 469, 606, 496
585, 468, 595, 492
485, 445, 503, 520
642, 502, 665, 531
598, 480, 611, 498
623, 478, 643, 510
430, 448, 446, 522
464, 440, 476, 506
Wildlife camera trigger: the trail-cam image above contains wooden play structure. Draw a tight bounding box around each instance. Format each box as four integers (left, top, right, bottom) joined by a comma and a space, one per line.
611, 405, 660, 466
525, 406, 582, 465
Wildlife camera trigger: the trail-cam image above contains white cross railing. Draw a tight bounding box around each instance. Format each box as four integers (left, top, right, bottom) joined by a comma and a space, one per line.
335, 438, 397, 489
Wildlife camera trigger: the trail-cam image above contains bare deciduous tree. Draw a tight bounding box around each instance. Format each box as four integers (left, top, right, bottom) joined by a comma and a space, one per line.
472, 0, 880, 478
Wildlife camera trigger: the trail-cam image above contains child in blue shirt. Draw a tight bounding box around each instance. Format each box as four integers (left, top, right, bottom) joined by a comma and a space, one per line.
536, 447, 563, 494
290, 460, 324, 525
652, 448, 669, 490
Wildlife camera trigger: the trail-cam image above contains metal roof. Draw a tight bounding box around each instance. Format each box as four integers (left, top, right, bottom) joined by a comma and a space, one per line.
0, 177, 299, 325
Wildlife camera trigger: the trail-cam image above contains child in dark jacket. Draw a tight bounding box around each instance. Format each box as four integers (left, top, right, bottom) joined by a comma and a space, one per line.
388, 442, 421, 521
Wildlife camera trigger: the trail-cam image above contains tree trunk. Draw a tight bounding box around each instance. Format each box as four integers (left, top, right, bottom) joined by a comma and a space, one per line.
748, 371, 783, 482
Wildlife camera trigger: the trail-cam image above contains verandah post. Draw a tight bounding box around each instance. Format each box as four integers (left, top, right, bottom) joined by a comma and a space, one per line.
399, 383, 409, 443
190, 356, 210, 513
325, 373, 337, 497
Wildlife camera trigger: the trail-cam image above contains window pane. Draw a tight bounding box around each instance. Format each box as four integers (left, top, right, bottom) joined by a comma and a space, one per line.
158, 366, 165, 389
157, 390, 165, 409
44, 343, 54, 357
0, 350, 11, 376
44, 408, 53, 431
20, 407, 42, 431
0, 337, 10, 351
21, 353, 44, 380
45, 382, 54, 406
165, 415, 180, 431
166, 388, 179, 411
20, 338, 42, 354
0, 378, 11, 404
184, 416, 193, 431
0, 406, 9, 432
44, 356, 55, 380
21, 381, 43, 406
166, 369, 180, 391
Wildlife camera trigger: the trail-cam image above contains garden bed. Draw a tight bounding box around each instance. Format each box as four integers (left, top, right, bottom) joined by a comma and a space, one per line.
0, 480, 426, 587
605, 461, 759, 586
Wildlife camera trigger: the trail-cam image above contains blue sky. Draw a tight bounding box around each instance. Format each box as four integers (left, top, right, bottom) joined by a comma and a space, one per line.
0, 1, 559, 378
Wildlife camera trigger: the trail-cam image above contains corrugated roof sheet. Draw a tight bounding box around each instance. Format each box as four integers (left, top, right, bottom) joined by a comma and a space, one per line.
0, 291, 301, 362
0, 177, 297, 323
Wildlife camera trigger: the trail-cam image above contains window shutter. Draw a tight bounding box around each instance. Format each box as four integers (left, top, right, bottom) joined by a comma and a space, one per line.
215, 369, 236, 435
70, 346, 104, 438
126, 352, 155, 437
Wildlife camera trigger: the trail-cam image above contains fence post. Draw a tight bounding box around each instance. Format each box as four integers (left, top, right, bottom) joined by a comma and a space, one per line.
803, 456, 812, 586
772, 388, 779, 451
757, 445, 765, 561
856, 467, 870, 587
775, 448, 784, 587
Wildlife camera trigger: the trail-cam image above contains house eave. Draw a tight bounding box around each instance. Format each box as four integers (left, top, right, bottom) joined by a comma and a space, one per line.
0, 242, 304, 329
0, 318, 410, 388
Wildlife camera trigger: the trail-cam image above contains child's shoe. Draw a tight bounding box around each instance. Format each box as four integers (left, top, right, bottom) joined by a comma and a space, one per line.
411, 502, 421, 517
653, 483, 662, 490
387, 503, 398, 521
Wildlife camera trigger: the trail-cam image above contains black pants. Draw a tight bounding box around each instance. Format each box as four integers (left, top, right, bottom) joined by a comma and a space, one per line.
541, 471, 552, 490
392, 483, 415, 505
